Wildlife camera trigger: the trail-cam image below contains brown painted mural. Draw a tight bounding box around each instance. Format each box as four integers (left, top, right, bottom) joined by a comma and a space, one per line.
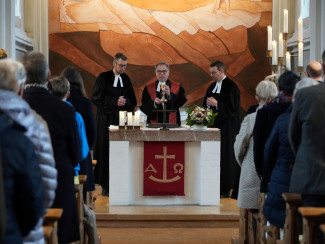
49, 0, 272, 112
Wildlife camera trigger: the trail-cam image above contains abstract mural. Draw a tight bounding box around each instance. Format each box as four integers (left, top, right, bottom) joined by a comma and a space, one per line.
49, 0, 272, 112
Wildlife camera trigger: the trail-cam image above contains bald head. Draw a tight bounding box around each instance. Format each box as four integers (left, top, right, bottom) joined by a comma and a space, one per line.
306, 61, 323, 81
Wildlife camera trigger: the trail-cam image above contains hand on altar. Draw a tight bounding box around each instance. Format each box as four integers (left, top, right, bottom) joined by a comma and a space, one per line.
117, 96, 126, 106
207, 97, 218, 107
163, 86, 171, 96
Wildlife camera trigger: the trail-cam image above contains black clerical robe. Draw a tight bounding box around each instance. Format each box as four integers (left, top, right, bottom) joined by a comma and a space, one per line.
140, 80, 187, 126
203, 77, 240, 195
91, 70, 137, 191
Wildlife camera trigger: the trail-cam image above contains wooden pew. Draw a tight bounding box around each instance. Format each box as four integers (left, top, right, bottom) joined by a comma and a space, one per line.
264, 224, 280, 244
298, 207, 325, 244
237, 208, 255, 244
43, 208, 63, 244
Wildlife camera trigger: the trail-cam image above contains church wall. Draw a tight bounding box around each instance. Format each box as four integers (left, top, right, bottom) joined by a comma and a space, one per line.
48, 0, 273, 111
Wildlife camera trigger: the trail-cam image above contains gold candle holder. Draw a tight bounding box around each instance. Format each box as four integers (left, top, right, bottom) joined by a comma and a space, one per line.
278, 57, 284, 67
272, 65, 278, 73
297, 66, 304, 74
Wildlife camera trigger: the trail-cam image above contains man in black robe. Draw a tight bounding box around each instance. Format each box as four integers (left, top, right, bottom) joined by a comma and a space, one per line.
203, 61, 240, 198
140, 62, 187, 126
91, 52, 137, 196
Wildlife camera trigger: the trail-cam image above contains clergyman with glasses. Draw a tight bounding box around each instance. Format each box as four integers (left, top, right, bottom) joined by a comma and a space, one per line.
140, 62, 187, 126
203, 60, 241, 198
91, 52, 137, 196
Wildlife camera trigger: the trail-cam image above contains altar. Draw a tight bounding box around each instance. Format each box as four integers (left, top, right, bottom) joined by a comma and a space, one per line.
109, 128, 220, 206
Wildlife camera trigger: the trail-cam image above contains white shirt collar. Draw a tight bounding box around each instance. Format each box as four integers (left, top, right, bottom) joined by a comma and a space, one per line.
113, 74, 123, 87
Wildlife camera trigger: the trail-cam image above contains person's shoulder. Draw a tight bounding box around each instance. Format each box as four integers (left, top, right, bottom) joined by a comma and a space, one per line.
224, 77, 238, 87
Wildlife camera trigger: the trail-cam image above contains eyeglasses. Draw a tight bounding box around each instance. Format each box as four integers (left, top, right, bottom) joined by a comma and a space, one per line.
115, 62, 127, 68
156, 70, 169, 74
210, 71, 218, 75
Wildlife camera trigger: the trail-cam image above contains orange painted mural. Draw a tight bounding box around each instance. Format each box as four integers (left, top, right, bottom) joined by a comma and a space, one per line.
49, 0, 272, 111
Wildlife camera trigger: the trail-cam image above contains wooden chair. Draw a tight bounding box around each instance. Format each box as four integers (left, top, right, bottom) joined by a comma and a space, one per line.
43, 208, 63, 244
277, 193, 302, 244
76, 174, 87, 244
320, 224, 325, 244
298, 207, 325, 244
238, 208, 255, 244
253, 193, 267, 244
43, 226, 53, 244
264, 224, 280, 244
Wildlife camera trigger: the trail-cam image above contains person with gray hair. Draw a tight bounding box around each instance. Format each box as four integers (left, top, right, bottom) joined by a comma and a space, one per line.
22, 52, 81, 243
0, 62, 44, 244
235, 80, 278, 210
0, 59, 57, 244
262, 77, 318, 231
140, 61, 187, 126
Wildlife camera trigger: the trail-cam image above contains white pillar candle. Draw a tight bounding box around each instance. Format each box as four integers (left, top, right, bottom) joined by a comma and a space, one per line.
127, 112, 133, 126
283, 9, 288, 33
272, 40, 278, 65
298, 17, 303, 42
133, 114, 140, 126
267, 26, 272, 51
278, 33, 284, 57
298, 42, 303, 67
286, 52, 291, 70
119, 111, 125, 126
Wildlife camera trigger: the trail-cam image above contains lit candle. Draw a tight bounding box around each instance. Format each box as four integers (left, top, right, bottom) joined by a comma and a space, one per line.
267, 26, 272, 51
278, 33, 284, 57
286, 52, 291, 70
272, 40, 278, 65
127, 112, 133, 126
298, 17, 303, 42
283, 9, 288, 33
119, 111, 125, 126
298, 42, 303, 67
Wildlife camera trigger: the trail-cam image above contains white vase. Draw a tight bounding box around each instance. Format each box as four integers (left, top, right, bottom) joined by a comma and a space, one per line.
193, 124, 207, 131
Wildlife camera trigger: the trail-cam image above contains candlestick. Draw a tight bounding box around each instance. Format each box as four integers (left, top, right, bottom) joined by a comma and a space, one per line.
278, 33, 284, 57
283, 9, 288, 33
127, 112, 133, 126
119, 111, 125, 126
272, 40, 278, 65
298, 17, 303, 42
298, 42, 303, 67
286, 52, 291, 70
267, 26, 272, 51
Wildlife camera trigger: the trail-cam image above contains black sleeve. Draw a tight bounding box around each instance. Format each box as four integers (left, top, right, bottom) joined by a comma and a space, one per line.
140, 86, 155, 118
84, 100, 97, 148
217, 83, 241, 120
170, 85, 187, 109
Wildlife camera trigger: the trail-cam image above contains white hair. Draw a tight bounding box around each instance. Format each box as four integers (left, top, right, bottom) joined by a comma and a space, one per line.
0, 59, 26, 85
293, 77, 319, 101
255, 80, 278, 106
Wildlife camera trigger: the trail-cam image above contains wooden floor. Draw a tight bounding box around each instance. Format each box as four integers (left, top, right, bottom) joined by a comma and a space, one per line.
94, 186, 240, 244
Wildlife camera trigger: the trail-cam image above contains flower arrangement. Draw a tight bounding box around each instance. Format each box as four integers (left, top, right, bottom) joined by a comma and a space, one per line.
186, 105, 217, 126
0, 49, 8, 59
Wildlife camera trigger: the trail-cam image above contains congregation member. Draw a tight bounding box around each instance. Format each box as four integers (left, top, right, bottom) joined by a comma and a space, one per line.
289, 66, 325, 244
0, 59, 57, 244
0, 65, 44, 244
203, 61, 240, 198
235, 80, 278, 210
263, 78, 318, 231
22, 52, 81, 243
61, 66, 96, 194
305, 61, 323, 83
49, 76, 89, 181
140, 62, 187, 126
91, 52, 137, 196
253, 70, 300, 187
